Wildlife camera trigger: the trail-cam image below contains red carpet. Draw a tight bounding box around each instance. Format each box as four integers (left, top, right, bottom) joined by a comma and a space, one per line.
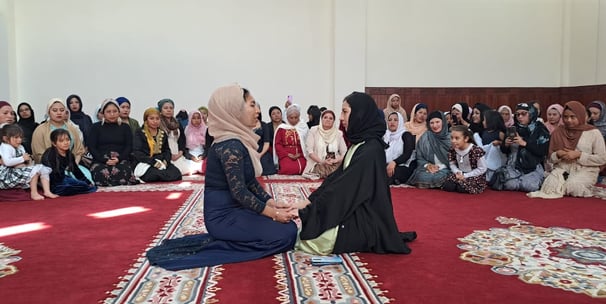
0, 186, 192, 303
1, 178, 604, 303
365, 187, 606, 303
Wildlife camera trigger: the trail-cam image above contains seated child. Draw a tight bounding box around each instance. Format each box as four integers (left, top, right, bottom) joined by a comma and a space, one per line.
0, 124, 57, 200
442, 125, 487, 194
41, 129, 97, 196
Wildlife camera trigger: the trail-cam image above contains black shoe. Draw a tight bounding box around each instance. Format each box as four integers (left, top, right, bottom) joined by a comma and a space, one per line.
393, 179, 401, 185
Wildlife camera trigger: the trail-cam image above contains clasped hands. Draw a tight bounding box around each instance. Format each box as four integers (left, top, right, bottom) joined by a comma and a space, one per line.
154, 159, 167, 170
265, 198, 310, 223
556, 148, 581, 162
426, 163, 440, 174
287, 153, 301, 160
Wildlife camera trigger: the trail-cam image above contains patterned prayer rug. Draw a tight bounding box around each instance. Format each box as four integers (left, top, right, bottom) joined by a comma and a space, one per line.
104, 181, 393, 303
268, 182, 393, 303
457, 217, 606, 298
0, 243, 21, 279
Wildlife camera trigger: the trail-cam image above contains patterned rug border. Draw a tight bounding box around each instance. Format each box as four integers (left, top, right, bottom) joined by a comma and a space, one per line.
102, 185, 224, 303
267, 182, 393, 303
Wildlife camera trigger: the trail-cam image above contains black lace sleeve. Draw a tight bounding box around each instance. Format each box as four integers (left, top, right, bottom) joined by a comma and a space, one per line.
219, 143, 268, 213
247, 180, 272, 202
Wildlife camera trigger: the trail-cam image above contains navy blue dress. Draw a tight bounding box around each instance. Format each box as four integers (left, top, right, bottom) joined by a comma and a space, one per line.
147, 139, 297, 270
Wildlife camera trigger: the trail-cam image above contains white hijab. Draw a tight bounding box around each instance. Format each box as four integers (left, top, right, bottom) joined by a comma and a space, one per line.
272, 104, 308, 165
383, 112, 406, 163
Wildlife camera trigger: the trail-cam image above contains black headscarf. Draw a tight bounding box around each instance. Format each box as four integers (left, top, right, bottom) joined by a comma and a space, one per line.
16, 102, 39, 154
16, 102, 37, 131
67, 94, 85, 119
344, 92, 386, 145
469, 102, 491, 134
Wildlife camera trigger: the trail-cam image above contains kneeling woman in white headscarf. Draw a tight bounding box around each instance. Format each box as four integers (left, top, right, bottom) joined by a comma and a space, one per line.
147, 84, 297, 270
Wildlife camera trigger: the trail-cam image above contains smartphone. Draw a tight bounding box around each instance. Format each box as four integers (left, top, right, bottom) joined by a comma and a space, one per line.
287, 95, 293, 102
506, 126, 517, 139
311, 255, 343, 266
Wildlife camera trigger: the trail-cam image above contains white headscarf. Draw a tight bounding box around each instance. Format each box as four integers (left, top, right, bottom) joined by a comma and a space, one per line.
272, 103, 308, 165
383, 112, 406, 163
208, 84, 262, 176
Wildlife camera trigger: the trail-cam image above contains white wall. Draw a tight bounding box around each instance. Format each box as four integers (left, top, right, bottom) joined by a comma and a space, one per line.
3, 0, 606, 122
11, 0, 333, 121
0, 0, 15, 102
597, 0, 606, 84
365, 0, 564, 87
563, 0, 600, 86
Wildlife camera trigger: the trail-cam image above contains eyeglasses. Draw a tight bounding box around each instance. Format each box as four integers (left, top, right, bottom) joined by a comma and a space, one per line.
515, 112, 529, 117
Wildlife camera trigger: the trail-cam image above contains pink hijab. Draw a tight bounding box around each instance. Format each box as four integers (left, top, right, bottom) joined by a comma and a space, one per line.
184, 110, 207, 149
498, 105, 514, 127
545, 104, 564, 134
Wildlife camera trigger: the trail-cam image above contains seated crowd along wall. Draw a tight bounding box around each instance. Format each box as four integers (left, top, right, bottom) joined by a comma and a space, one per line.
366, 84, 606, 119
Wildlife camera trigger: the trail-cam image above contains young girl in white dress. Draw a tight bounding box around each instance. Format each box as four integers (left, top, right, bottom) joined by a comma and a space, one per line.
0, 124, 57, 200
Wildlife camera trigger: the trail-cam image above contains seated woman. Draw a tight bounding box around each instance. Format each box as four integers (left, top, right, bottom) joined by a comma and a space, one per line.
274, 104, 308, 175
254, 104, 277, 176
132, 108, 182, 183
303, 110, 347, 179
66, 94, 93, 143
528, 101, 606, 199
184, 110, 207, 160
490, 102, 550, 192
147, 84, 297, 270
306, 105, 321, 129
384, 112, 416, 185
544, 103, 564, 134
404, 103, 428, 143
588, 100, 606, 141
473, 110, 506, 181
0, 101, 15, 126
41, 129, 96, 196
116, 97, 141, 136
295, 92, 415, 255
158, 98, 196, 175
450, 102, 471, 128
32, 98, 86, 164
16, 102, 39, 154
383, 94, 408, 123
498, 105, 515, 128
88, 99, 138, 186
469, 103, 491, 134
407, 111, 451, 189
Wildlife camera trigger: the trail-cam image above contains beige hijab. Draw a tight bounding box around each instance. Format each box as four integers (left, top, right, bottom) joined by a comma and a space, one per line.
207, 84, 262, 176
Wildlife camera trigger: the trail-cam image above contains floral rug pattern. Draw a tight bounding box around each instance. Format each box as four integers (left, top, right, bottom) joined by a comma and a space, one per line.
458, 217, 606, 298
268, 182, 393, 303
0, 243, 21, 279
104, 180, 393, 303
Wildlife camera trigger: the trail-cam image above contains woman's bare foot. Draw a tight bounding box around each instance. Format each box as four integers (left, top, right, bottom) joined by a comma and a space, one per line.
31, 193, 45, 200
44, 192, 59, 198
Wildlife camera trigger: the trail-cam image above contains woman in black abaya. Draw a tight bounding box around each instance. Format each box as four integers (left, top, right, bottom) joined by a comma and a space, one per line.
296, 92, 416, 255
